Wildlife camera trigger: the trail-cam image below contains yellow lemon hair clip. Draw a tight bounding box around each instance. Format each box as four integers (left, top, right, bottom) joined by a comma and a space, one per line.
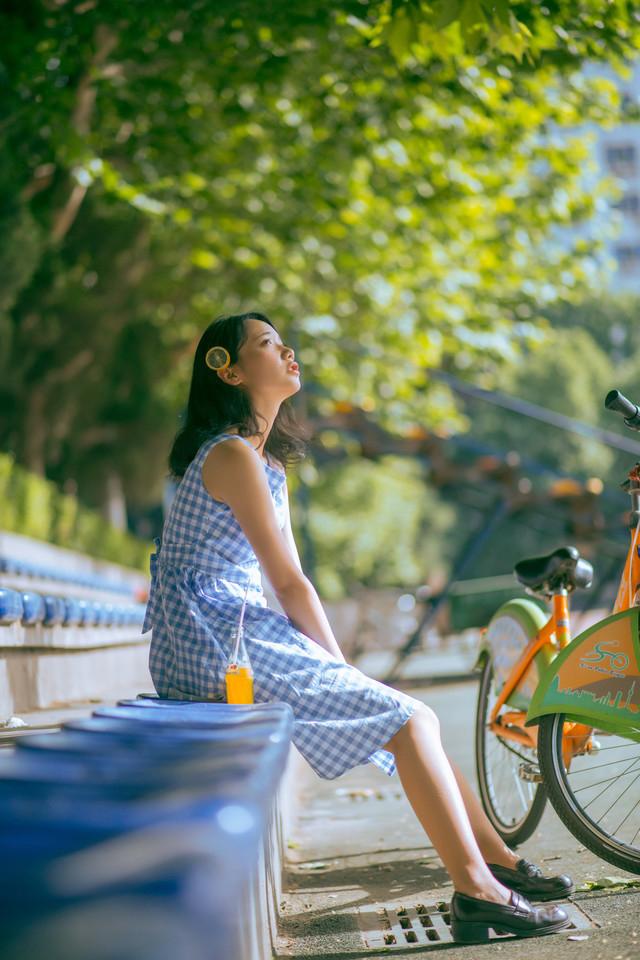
205, 346, 231, 371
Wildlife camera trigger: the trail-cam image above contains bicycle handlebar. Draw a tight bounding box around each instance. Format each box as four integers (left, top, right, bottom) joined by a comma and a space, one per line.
605, 389, 640, 431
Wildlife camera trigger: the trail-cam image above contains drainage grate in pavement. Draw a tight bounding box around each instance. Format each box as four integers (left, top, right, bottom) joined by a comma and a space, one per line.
357, 899, 599, 949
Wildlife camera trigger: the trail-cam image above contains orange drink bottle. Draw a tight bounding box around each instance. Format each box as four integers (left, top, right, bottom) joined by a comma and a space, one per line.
224, 631, 254, 704
225, 582, 254, 704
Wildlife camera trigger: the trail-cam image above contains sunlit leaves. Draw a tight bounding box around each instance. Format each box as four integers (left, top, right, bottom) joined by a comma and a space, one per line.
361, 1, 640, 68
1, 0, 638, 505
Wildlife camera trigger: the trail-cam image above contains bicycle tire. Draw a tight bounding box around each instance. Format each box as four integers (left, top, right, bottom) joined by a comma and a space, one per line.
538, 712, 640, 875
476, 656, 548, 845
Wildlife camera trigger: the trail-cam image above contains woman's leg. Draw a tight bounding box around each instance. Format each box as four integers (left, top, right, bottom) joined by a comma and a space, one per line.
384, 703, 514, 902
449, 758, 520, 869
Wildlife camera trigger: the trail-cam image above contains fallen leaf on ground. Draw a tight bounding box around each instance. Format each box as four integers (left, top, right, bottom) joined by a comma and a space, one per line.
575, 876, 640, 892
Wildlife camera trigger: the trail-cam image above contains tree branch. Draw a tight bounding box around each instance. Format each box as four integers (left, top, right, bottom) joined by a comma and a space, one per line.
42, 349, 94, 388
49, 23, 119, 244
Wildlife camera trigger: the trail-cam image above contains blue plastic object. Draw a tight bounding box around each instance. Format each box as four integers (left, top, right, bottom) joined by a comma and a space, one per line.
0, 588, 23, 625
21, 591, 45, 625
76, 600, 92, 626
120, 696, 243, 708
0, 805, 260, 960
63, 597, 82, 626
0, 553, 134, 597
43, 596, 66, 626
0, 693, 294, 960
15, 729, 283, 769
0, 739, 287, 813
94, 703, 294, 729
93, 603, 107, 626
69, 713, 267, 736
115, 698, 291, 716
0, 779, 264, 861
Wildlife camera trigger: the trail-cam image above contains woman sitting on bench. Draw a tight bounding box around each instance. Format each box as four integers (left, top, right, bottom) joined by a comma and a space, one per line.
145, 311, 573, 944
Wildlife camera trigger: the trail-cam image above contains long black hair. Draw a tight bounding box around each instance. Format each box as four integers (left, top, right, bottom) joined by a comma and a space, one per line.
168, 311, 309, 481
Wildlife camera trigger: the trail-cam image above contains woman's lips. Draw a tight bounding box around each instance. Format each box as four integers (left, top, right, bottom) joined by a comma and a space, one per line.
288, 363, 300, 374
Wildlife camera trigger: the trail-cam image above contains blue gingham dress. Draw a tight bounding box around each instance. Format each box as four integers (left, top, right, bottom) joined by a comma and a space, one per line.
143, 433, 420, 780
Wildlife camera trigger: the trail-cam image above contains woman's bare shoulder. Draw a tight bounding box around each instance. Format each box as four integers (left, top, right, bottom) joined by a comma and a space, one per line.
201, 435, 258, 502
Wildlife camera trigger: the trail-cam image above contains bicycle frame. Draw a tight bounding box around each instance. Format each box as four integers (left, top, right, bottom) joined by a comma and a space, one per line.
487, 594, 569, 752
488, 479, 640, 759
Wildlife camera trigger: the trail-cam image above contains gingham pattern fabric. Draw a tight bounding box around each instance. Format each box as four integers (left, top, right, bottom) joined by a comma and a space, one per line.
144, 432, 420, 779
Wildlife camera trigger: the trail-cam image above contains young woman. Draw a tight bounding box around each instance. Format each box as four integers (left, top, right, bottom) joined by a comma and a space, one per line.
144, 311, 573, 944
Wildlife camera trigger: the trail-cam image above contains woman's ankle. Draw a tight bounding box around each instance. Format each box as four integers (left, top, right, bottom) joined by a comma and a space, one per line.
454, 880, 512, 905
486, 849, 520, 869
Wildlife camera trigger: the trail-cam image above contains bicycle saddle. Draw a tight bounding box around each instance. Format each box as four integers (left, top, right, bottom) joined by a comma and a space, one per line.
514, 546, 593, 593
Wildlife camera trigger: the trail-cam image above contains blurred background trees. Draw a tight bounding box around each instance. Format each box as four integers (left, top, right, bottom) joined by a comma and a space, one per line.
1, 1, 639, 593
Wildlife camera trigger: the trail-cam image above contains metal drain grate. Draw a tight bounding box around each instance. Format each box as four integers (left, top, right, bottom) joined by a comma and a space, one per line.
357, 899, 599, 949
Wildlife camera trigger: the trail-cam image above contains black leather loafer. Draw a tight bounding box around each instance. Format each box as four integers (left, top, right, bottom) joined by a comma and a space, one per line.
450, 889, 570, 943
488, 858, 574, 901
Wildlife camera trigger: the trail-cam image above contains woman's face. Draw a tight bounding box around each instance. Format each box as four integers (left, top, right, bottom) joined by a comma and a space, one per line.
222, 317, 300, 400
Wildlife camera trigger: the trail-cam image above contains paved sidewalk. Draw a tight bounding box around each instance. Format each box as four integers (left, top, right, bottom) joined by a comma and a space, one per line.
276, 681, 640, 960
353, 635, 480, 687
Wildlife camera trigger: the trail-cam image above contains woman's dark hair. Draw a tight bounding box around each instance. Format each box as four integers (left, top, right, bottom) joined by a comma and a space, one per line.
168, 311, 309, 481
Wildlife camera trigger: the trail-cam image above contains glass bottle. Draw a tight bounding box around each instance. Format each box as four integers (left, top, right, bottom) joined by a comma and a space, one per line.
224, 582, 254, 704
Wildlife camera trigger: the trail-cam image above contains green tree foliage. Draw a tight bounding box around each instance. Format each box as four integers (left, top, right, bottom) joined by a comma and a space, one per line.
0, 452, 149, 568
1, 1, 639, 598
447, 293, 640, 590
542, 292, 640, 371
303, 454, 457, 599
372, 1, 640, 69
469, 325, 616, 477
2, 2, 638, 500
539, 293, 640, 484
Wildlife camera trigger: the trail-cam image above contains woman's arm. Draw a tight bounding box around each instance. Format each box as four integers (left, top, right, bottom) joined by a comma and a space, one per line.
281, 482, 303, 573
276, 579, 346, 663
202, 442, 346, 663
279, 484, 345, 661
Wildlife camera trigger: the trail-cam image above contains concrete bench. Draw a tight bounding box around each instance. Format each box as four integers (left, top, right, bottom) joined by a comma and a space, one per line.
0, 532, 152, 715
0, 553, 136, 596
0, 586, 146, 630
0, 530, 148, 604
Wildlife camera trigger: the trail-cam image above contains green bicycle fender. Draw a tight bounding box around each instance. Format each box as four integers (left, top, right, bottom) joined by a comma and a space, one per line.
476, 598, 551, 711
526, 606, 640, 738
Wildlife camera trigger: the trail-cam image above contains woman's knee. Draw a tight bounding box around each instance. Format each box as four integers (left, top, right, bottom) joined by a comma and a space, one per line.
386, 701, 439, 752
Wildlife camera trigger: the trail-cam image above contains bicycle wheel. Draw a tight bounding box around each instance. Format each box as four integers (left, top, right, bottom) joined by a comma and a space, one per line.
538, 713, 640, 875
476, 656, 548, 845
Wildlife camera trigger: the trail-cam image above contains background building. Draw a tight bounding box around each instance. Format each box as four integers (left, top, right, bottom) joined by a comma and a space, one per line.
586, 58, 640, 291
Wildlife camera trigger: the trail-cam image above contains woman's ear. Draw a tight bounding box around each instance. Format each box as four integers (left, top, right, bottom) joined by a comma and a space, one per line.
218, 367, 240, 385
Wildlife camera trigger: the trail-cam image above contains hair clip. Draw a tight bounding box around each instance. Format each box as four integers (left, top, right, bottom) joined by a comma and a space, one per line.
205, 346, 231, 371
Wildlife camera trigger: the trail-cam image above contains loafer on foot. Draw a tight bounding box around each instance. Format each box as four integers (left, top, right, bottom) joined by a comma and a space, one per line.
488, 858, 574, 901
450, 889, 570, 943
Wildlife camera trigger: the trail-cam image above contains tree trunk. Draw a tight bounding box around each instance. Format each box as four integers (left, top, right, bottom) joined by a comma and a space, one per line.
22, 385, 47, 476
103, 467, 128, 532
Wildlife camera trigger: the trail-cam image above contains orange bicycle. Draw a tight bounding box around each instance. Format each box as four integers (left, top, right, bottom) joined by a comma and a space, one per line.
475, 389, 640, 874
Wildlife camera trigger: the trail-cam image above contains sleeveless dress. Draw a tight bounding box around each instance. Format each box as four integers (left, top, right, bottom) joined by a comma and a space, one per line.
143, 433, 420, 780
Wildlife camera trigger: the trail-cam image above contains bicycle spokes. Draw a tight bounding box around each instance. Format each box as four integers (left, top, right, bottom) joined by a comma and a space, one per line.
539, 715, 640, 873
476, 653, 547, 845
